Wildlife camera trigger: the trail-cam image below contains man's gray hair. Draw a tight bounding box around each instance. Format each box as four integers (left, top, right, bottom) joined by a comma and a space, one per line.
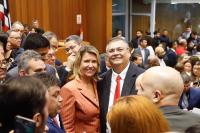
18, 50, 42, 72
64, 35, 82, 45
43, 31, 57, 41
106, 36, 129, 52
11, 21, 24, 30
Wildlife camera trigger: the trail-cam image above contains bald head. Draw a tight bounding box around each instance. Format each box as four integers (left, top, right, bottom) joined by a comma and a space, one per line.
137, 66, 184, 106
135, 73, 143, 91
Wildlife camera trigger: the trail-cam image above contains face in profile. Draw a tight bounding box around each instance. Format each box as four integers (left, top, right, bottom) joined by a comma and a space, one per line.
27, 59, 46, 76
79, 52, 98, 79
36, 91, 49, 133
135, 56, 142, 66
65, 40, 81, 57
140, 40, 147, 48
0, 53, 7, 80
48, 85, 63, 118
8, 31, 21, 49
46, 48, 56, 66
36, 47, 50, 63
193, 64, 200, 78
107, 40, 130, 68
136, 75, 154, 101
50, 37, 59, 51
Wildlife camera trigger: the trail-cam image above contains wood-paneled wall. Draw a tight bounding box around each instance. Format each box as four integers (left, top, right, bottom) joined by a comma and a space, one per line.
8, 0, 112, 53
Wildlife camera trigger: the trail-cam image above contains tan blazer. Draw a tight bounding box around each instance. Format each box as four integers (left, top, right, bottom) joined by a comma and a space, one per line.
60, 76, 100, 133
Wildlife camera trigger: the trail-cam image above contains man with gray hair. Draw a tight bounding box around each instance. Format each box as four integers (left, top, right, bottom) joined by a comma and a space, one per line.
136, 66, 200, 132
43, 31, 59, 50
98, 37, 144, 133
11, 21, 24, 34
18, 50, 46, 76
7, 30, 24, 71
64, 35, 82, 71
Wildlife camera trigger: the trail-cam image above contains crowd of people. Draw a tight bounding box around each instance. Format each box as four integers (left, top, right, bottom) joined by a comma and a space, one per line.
1, 20, 200, 133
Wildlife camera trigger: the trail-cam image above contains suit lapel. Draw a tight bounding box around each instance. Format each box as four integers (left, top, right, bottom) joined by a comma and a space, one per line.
121, 63, 137, 96
47, 117, 63, 132
76, 78, 99, 107
99, 69, 112, 114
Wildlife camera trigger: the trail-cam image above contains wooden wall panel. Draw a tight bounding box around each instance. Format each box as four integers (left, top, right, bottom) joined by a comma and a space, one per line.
86, 0, 107, 53
8, 0, 112, 53
132, 15, 150, 37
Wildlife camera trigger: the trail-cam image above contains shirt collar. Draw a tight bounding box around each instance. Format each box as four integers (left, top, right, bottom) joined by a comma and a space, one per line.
170, 48, 176, 52
112, 62, 130, 80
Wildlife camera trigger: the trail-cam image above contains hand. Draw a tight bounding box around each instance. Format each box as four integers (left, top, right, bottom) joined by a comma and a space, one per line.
63, 54, 76, 70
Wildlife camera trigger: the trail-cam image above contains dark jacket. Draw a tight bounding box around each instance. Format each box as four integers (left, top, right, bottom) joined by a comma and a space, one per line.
97, 62, 144, 133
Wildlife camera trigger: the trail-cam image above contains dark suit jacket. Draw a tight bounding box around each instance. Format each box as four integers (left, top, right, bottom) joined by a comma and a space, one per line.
179, 87, 200, 110
130, 37, 140, 48
165, 49, 177, 68
132, 47, 150, 69
56, 66, 70, 87
7, 48, 24, 71
160, 106, 200, 132
97, 62, 144, 133
47, 116, 65, 133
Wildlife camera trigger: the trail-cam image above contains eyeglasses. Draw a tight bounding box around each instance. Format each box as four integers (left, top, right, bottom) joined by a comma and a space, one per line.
12, 29, 24, 33
47, 53, 56, 58
65, 45, 77, 53
107, 47, 127, 54
9, 36, 21, 40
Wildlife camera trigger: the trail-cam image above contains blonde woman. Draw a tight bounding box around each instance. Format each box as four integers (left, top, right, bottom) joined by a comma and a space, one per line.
60, 45, 100, 133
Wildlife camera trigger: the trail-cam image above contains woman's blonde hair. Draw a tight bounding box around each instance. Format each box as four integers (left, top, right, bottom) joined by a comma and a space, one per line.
71, 45, 100, 80
107, 95, 169, 133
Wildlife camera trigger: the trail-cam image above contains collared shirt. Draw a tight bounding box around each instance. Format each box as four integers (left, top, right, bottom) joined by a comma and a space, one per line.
159, 58, 166, 67
139, 46, 145, 62
170, 48, 176, 53
54, 114, 61, 128
108, 62, 130, 110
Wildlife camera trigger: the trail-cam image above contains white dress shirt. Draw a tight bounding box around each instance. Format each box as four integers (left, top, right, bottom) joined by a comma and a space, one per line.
108, 62, 130, 111
159, 58, 166, 66
140, 47, 145, 62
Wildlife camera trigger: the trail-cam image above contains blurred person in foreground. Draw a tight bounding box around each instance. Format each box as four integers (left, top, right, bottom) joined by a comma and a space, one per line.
60, 45, 100, 133
0, 76, 49, 133
0, 41, 8, 83
107, 95, 169, 133
136, 66, 200, 132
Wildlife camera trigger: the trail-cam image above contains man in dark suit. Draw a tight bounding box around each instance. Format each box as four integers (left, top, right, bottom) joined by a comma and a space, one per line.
98, 37, 144, 133
136, 66, 200, 132
130, 30, 143, 49
34, 73, 65, 133
165, 41, 178, 68
179, 72, 200, 110
132, 38, 150, 69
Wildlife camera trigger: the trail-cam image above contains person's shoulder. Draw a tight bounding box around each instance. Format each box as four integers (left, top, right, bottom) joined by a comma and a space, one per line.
62, 79, 77, 89
190, 87, 200, 95
7, 66, 19, 78
129, 62, 145, 74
